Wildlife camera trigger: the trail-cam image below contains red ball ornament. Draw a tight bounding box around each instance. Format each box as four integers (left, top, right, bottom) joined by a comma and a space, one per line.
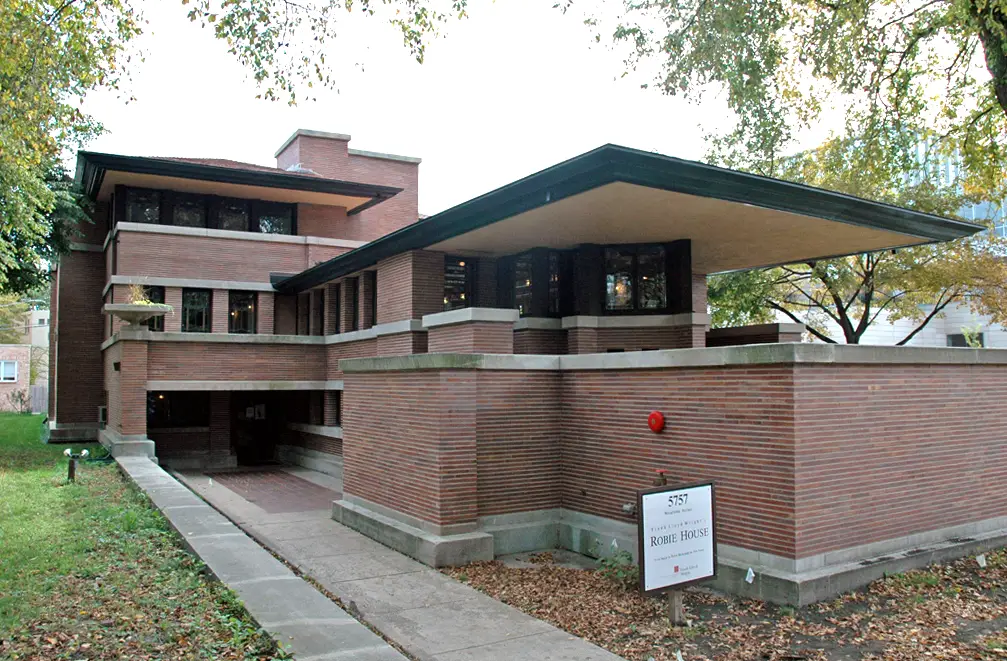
647, 411, 665, 433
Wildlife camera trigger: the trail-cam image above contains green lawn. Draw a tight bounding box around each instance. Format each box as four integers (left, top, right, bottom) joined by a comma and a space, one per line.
0, 413, 286, 659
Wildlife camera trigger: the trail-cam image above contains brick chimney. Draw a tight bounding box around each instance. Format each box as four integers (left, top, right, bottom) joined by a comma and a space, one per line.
274, 129, 352, 180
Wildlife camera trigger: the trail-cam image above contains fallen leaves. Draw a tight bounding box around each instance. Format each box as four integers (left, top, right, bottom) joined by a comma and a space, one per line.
443, 549, 1007, 660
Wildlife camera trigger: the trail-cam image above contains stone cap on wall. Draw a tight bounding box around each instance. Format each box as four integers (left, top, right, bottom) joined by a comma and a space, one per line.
422, 307, 521, 329
340, 342, 1007, 373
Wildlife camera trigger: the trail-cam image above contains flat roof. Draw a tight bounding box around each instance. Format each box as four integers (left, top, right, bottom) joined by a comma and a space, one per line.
274, 144, 983, 293
76, 151, 402, 215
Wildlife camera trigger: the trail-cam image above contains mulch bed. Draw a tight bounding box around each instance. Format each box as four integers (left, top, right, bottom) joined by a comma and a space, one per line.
442, 549, 1007, 660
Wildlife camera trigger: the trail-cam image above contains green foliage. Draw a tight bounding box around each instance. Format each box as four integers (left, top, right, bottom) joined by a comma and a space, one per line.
182, 0, 469, 103
1, 1, 139, 293
707, 134, 1007, 343
0, 413, 288, 658
608, 0, 1007, 343
0, 293, 29, 343
612, 0, 1007, 199
1, 0, 465, 294
596, 548, 640, 589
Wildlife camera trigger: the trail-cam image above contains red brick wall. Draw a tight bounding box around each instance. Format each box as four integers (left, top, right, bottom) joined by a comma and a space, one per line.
0, 345, 31, 411
566, 328, 597, 354
475, 371, 562, 516
116, 231, 310, 283
276, 134, 420, 241
274, 294, 296, 334
570, 326, 705, 353
103, 343, 122, 432
343, 370, 478, 526
792, 363, 1007, 558
212, 289, 228, 333
164, 288, 183, 333
562, 366, 797, 557
258, 293, 274, 334
514, 329, 566, 354
375, 251, 443, 324
150, 429, 211, 456
209, 392, 231, 455
326, 339, 377, 381
288, 431, 343, 456
117, 341, 148, 436
376, 331, 427, 357
52, 251, 105, 425
147, 343, 327, 381
427, 323, 514, 354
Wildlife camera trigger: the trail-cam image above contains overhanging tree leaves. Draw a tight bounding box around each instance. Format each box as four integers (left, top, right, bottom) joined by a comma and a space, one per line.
609, 0, 1007, 343
707, 134, 1007, 344
2, 0, 467, 293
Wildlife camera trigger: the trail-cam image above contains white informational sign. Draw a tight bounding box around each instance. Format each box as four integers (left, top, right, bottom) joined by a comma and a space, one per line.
638, 482, 716, 594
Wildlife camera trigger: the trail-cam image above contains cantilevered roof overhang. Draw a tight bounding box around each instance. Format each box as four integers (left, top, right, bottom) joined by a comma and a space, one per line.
76, 152, 402, 215
274, 144, 983, 293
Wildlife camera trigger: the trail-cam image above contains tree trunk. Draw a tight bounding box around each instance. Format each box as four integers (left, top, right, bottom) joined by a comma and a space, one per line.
974, 1, 1007, 117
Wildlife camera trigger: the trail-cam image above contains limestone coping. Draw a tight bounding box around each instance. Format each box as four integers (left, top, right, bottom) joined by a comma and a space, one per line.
100, 319, 425, 351
104, 275, 275, 297
146, 379, 343, 391
513, 317, 563, 331
111, 222, 367, 250
104, 303, 173, 329
422, 307, 520, 329
340, 342, 1007, 373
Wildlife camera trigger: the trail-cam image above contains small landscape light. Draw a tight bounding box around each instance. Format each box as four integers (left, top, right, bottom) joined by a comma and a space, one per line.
63, 447, 88, 483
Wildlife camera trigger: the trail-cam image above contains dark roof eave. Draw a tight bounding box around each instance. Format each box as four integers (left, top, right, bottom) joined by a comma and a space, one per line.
75, 151, 402, 213
273, 144, 984, 294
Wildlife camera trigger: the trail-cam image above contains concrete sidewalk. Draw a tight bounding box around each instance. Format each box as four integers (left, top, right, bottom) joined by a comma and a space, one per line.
117, 458, 406, 661
177, 467, 625, 661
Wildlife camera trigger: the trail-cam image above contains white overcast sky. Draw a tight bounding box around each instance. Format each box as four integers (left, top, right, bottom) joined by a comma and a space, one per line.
82, 0, 732, 215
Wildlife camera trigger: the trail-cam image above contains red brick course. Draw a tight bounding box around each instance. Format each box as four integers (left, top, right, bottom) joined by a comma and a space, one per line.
792, 363, 1007, 558
147, 342, 327, 381
52, 251, 106, 426
427, 322, 515, 354
375, 251, 443, 324
276, 134, 420, 241
514, 329, 567, 355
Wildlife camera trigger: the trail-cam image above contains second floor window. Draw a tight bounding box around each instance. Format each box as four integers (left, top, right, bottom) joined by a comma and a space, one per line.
172, 195, 207, 228
218, 200, 249, 232
514, 254, 534, 317
229, 292, 256, 334
144, 286, 165, 332
126, 189, 160, 224
182, 289, 211, 332
257, 205, 294, 234
605, 245, 667, 312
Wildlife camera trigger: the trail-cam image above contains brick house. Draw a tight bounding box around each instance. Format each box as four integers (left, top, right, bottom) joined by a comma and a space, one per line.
0, 344, 30, 411
50, 130, 1006, 603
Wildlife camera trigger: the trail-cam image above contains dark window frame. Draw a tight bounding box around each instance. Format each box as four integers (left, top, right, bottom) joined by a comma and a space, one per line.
347, 278, 359, 331
117, 186, 296, 236
144, 286, 166, 332
181, 288, 212, 333
444, 256, 475, 311
602, 243, 670, 315
228, 291, 257, 334
947, 332, 984, 347
368, 271, 378, 327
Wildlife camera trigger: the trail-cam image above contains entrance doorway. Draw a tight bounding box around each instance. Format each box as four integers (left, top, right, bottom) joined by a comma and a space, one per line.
230, 392, 283, 465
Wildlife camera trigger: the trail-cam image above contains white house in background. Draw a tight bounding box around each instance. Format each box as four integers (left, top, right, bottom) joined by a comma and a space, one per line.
798, 303, 1007, 347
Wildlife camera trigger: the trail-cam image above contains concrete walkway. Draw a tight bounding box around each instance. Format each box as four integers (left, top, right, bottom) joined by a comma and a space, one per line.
117, 458, 406, 661
176, 466, 625, 661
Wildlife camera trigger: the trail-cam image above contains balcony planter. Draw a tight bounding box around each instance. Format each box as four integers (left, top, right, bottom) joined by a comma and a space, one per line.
103, 303, 173, 330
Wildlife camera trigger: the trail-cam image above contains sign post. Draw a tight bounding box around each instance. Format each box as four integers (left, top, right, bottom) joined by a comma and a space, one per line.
637, 481, 717, 627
